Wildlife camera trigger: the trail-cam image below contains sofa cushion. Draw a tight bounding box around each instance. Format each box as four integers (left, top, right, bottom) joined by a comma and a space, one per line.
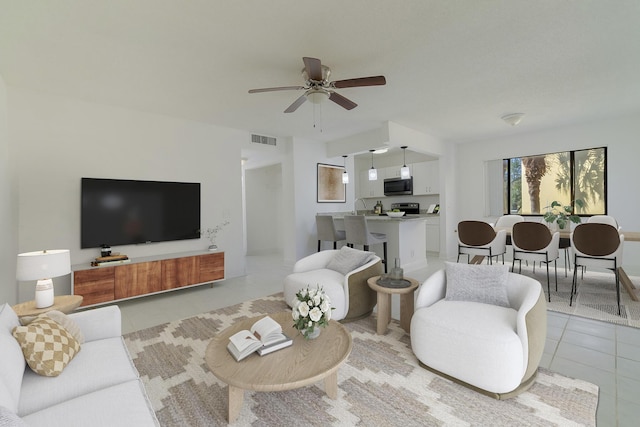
22, 380, 159, 427
12, 317, 81, 377
444, 262, 510, 307
0, 304, 26, 413
20, 310, 85, 344
326, 246, 376, 275
18, 337, 139, 416
0, 405, 28, 426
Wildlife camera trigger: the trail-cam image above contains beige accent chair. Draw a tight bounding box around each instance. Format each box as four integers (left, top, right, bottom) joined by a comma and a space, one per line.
411, 267, 547, 399
283, 249, 383, 322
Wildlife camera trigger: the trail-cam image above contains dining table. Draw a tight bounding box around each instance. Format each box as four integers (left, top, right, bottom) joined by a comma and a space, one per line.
468, 227, 640, 302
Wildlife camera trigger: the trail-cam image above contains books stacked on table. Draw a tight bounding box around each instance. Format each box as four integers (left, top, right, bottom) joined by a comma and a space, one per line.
227, 315, 293, 362
91, 254, 130, 267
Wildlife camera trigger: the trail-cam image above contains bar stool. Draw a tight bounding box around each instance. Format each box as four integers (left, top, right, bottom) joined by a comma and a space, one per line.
316, 215, 346, 251
344, 215, 388, 272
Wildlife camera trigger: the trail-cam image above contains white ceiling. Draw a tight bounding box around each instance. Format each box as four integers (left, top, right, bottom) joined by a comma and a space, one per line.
1, 0, 639, 145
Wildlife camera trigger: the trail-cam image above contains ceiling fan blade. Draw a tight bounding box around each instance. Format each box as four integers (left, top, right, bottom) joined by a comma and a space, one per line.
284, 95, 308, 113
303, 57, 323, 81
248, 86, 304, 94
329, 92, 357, 110
332, 76, 386, 89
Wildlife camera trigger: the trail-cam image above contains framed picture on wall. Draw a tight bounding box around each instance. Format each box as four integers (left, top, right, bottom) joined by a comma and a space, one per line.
317, 163, 346, 203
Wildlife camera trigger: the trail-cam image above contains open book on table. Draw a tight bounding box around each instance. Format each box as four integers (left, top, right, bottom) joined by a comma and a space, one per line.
226, 315, 292, 361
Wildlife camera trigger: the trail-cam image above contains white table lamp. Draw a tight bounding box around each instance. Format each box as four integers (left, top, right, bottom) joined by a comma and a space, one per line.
17, 249, 71, 308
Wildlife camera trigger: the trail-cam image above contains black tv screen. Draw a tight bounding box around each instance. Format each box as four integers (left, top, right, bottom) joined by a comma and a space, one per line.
81, 178, 201, 249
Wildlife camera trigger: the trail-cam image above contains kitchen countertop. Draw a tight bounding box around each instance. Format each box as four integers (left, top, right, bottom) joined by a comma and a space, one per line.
328, 212, 438, 221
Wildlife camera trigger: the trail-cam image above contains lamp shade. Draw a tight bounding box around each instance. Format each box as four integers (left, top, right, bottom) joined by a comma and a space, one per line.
16, 250, 71, 281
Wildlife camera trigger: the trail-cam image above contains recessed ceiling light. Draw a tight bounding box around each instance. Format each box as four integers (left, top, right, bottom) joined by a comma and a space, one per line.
501, 113, 525, 126
373, 148, 388, 154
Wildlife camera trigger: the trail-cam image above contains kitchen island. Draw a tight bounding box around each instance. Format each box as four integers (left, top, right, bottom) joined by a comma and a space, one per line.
332, 214, 428, 272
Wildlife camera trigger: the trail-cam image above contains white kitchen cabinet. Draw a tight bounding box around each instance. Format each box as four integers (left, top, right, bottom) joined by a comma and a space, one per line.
358, 170, 385, 198
425, 216, 440, 253
412, 161, 439, 195
383, 164, 412, 179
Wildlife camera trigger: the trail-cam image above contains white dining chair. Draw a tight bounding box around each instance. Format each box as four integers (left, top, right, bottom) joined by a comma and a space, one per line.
570, 223, 624, 315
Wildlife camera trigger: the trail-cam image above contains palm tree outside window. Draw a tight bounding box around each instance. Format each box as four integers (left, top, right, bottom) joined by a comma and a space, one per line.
504, 147, 606, 216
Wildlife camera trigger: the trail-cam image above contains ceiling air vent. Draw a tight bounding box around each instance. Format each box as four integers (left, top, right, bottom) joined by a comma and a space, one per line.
251, 134, 277, 146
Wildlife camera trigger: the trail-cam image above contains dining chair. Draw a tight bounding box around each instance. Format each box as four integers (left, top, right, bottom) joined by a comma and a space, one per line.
570, 223, 624, 315
587, 215, 621, 230
494, 214, 524, 248
511, 222, 560, 302
457, 220, 507, 265
316, 215, 346, 251
494, 215, 524, 229
344, 215, 388, 272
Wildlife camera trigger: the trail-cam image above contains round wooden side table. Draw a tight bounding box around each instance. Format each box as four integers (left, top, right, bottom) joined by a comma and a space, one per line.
12, 295, 84, 318
367, 275, 419, 335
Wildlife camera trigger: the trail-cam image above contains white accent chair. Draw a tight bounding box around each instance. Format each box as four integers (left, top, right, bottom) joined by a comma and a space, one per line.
411, 268, 547, 399
283, 249, 383, 321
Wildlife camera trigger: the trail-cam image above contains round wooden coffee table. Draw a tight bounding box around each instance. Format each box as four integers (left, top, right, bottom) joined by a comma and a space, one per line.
205, 311, 352, 423
367, 275, 419, 334
12, 295, 84, 318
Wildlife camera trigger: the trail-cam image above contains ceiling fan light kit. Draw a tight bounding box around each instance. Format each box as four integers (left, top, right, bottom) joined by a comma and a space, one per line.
249, 57, 386, 114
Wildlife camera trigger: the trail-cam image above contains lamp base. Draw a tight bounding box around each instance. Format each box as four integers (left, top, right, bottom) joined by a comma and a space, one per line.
35, 279, 54, 308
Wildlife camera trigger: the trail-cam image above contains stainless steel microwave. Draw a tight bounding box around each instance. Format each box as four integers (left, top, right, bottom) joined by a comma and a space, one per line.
383, 177, 413, 196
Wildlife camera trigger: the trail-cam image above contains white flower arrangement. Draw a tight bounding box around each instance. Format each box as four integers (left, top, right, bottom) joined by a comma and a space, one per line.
204, 220, 230, 248
291, 285, 332, 339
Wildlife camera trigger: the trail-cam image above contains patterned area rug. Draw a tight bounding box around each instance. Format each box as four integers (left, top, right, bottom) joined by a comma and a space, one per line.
513, 265, 640, 328
124, 294, 598, 426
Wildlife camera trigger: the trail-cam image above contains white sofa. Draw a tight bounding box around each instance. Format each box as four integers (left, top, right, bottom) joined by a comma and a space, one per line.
284, 248, 383, 321
410, 268, 547, 399
1, 303, 158, 426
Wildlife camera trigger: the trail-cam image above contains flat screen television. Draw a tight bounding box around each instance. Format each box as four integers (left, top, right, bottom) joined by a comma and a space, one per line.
81, 178, 201, 249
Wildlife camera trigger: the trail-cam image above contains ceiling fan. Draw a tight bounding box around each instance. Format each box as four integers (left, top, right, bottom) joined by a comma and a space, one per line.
248, 57, 386, 113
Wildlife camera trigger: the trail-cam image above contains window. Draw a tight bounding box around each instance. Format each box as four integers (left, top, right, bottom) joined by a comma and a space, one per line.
504, 147, 606, 216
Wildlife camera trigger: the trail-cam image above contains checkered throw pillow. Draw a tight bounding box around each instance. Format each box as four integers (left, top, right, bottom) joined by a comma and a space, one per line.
12, 316, 81, 377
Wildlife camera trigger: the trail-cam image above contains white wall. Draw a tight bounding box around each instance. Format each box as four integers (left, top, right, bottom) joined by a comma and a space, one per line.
453, 112, 640, 273
288, 137, 355, 264
245, 163, 283, 255
9, 87, 250, 301
0, 74, 19, 304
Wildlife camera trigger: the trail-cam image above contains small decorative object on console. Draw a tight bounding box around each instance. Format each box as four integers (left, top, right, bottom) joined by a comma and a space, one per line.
291, 285, 332, 339
205, 220, 230, 250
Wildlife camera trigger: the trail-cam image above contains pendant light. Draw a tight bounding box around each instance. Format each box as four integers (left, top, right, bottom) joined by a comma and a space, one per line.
342, 155, 349, 184
368, 149, 378, 181
400, 146, 411, 179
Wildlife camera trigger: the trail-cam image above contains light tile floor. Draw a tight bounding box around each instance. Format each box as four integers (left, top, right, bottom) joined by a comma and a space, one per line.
115, 253, 640, 427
